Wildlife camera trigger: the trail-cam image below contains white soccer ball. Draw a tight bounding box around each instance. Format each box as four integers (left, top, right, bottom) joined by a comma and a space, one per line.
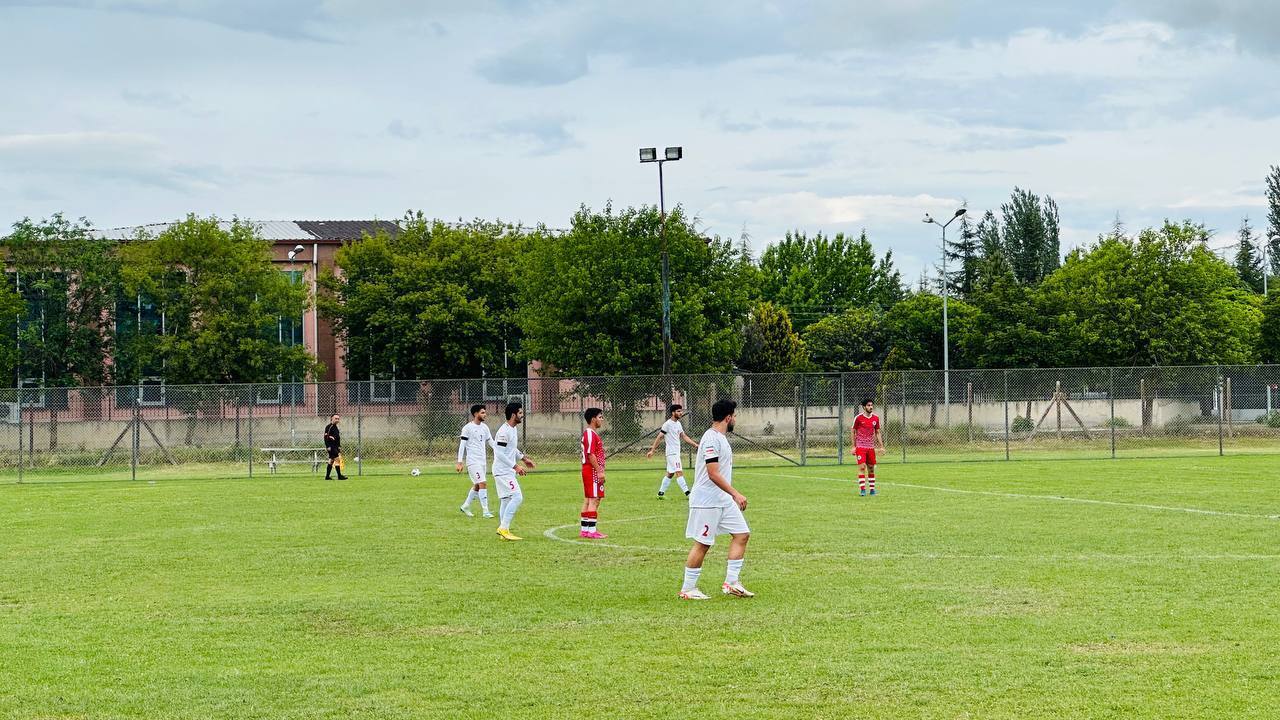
410, 468, 421, 476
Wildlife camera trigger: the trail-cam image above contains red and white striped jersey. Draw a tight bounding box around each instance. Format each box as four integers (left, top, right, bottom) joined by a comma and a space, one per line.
581, 428, 605, 469
853, 413, 880, 449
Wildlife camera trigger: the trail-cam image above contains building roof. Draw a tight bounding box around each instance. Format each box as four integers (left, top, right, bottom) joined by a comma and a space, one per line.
95, 219, 399, 243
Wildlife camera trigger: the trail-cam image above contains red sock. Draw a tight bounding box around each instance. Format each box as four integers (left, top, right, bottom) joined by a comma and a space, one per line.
858, 474, 866, 490
869, 474, 876, 490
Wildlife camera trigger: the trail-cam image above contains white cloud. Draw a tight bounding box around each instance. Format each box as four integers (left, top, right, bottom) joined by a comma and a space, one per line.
725, 192, 962, 227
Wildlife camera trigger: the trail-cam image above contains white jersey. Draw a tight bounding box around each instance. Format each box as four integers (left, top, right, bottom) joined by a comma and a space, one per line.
690, 428, 734, 508
457, 421, 493, 466
492, 422, 524, 477
659, 419, 684, 456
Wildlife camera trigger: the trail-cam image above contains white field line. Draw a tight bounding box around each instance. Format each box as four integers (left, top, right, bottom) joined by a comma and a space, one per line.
542, 515, 1280, 562
739, 471, 1280, 521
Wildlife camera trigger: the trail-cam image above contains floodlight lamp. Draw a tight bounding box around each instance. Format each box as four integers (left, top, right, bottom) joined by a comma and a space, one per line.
664, 146, 683, 161
922, 213, 935, 224
639, 147, 658, 162
954, 208, 966, 218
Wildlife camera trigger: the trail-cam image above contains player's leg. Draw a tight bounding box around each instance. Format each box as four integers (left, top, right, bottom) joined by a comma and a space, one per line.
473, 468, 493, 517
498, 488, 523, 540
673, 470, 690, 495
680, 508, 717, 599
868, 450, 878, 495
719, 505, 754, 597
581, 496, 602, 538
857, 460, 868, 495
658, 472, 671, 498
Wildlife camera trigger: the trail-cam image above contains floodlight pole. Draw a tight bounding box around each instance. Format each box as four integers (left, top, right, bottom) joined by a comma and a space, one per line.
925, 208, 966, 427
641, 147, 681, 376
1266, 233, 1276, 296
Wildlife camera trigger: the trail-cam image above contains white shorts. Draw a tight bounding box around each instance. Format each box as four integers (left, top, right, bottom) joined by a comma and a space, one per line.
494, 474, 522, 499
665, 453, 683, 474
686, 504, 749, 546
466, 465, 487, 485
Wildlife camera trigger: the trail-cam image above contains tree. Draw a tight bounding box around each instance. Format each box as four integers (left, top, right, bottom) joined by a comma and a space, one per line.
738, 302, 807, 373
519, 204, 753, 376
1233, 217, 1265, 293
1260, 290, 1280, 364
758, 229, 903, 329
120, 216, 319, 385
1036, 221, 1260, 367
801, 307, 884, 372
321, 213, 528, 381
1000, 187, 1061, 285
881, 293, 979, 371
944, 208, 980, 298
1266, 165, 1280, 279
4, 215, 119, 387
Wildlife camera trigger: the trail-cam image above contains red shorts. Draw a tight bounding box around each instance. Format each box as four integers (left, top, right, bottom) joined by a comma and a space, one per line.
582, 465, 604, 499
855, 448, 877, 467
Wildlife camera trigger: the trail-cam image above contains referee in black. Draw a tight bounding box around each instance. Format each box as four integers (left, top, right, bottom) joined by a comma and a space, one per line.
324, 413, 348, 480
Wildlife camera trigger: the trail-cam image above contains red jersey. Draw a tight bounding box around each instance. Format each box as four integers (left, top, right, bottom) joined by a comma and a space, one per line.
581, 428, 605, 470
853, 413, 880, 449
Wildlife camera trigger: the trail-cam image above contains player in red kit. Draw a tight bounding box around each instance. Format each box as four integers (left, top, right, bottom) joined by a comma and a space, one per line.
580, 407, 607, 538
851, 398, 886, 496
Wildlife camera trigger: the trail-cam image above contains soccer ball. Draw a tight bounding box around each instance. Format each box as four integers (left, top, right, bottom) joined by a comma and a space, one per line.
410, 468, 421, 477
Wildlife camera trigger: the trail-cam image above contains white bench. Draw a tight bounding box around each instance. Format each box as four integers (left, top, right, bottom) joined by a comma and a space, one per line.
260, 447, 329, 474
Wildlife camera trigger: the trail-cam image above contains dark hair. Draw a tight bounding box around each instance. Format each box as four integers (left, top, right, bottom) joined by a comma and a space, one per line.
669, 404, 683, 416
584, 407, 602, 423
470, 404, 485, 416
711, 399, 737, 422
862, 398, 874, 407
504, 401, 523, 420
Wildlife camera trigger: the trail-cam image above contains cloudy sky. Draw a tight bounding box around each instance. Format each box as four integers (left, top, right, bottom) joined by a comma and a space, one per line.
2, 1, 1278, 280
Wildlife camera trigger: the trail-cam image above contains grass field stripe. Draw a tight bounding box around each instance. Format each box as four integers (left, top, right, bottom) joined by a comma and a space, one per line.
743, 471, 1280, 520
542, 515, 674, 552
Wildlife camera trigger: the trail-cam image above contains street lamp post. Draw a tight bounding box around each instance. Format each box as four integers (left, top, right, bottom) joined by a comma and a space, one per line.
640, 146, 683, 377
923, 207, 967, 426
286, 244, 305, 443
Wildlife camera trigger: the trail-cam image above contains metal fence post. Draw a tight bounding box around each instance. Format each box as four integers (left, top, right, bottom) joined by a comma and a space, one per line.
248, 385, 254, 478
131, 386, 139, 481
901, 375, 908, 464
837, 373, 845, 466
16, 387, 23, 484
1003, 370, 1010, 461
1217, 368, 1224, 457
1109, 367, 1116, 460
356, 381, 363, 477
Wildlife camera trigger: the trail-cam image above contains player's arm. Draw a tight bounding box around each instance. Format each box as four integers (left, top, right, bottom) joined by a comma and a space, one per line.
587, 446, 604, 483
875, 426, 886, 451
849, 425, 857, 452
455, 431, 468, 472
705, 459, 747, 511
680, 432, 699, 449
518, 447, 535, 470
646, 430, 664, 458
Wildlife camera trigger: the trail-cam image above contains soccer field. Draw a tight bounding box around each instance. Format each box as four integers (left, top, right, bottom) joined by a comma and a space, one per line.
2, 457, 1277, 719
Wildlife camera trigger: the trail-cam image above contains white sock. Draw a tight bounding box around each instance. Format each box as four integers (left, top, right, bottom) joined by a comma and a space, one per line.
500, 493, 523, 529
725, 559, 744, 585
676, 475, 689, 493
462, 488, 476, 508
659, 475, 671, 494
682, 566, 702, 592
498, 496, 508, 521
477, 488, 490, 513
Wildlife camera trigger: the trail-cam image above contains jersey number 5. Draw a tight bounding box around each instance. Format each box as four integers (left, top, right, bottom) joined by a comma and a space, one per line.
509, 480, 516, 490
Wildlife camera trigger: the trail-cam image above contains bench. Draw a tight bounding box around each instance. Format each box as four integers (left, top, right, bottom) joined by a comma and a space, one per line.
260, 447, 329, 474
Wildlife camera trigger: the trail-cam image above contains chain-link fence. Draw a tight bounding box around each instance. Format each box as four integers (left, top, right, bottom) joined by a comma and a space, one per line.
2, 366, 1278, 482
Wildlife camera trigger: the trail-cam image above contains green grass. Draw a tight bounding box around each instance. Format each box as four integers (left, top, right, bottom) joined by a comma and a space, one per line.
2, 456, 1279, 719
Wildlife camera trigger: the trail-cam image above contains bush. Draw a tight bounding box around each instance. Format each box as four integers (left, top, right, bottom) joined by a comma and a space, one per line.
762, 421, 775, 436
1103, 417, 1133, 429
1257, 411, 1280, 429
1011, 416, 1034, 433
1164, 415, 1194, 433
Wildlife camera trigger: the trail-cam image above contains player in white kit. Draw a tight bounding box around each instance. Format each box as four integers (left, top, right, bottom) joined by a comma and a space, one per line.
493, 401, 535, 541
679, 399, 754, 600
646, 404, 699, 499
456, 404, 494, 518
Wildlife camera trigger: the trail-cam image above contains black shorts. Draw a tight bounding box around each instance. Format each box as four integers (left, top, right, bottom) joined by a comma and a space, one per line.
327, 446, 340, 460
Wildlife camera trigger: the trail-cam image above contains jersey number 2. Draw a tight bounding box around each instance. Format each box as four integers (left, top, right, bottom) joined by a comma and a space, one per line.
701, 524, 710, 537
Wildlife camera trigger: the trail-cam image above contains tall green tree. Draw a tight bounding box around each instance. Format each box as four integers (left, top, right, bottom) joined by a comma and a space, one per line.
1266, 165, 1280, 279
1260, 289, 1280, 364
944, 208, 980, 298
738, 301, 807, 373
1037, 221, 1260, 367
120, 216, 319, 384
758, 229, 903, 328
1000, 187, 1061, 285
519, 204, 753, 375
1233, 217, 1265, 293
4, 215, 119, 387
321, 213, 528, 381
801, 307, 884, 372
